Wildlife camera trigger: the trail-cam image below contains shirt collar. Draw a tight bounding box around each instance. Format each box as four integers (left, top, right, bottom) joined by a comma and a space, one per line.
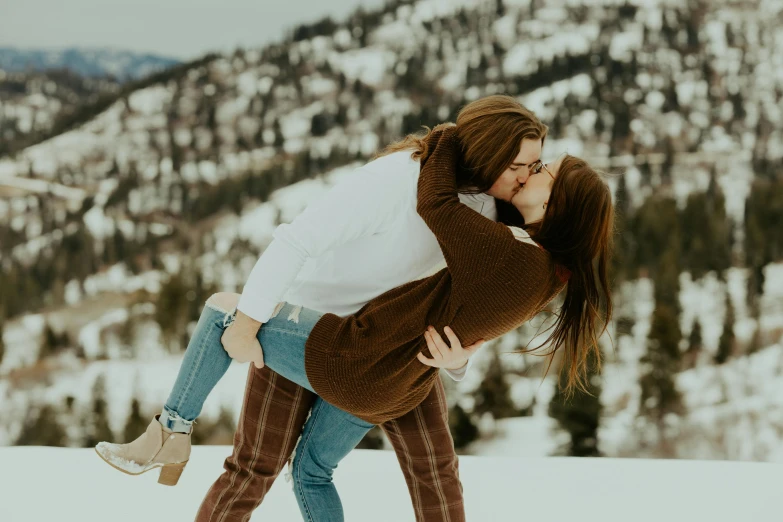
459, 191, 494, 203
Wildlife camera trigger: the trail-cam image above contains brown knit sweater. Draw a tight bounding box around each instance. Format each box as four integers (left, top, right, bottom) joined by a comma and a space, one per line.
304, 125, 567, 424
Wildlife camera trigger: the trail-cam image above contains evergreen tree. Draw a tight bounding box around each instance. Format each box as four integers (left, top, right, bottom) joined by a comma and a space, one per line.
0, 317, 5, 366
639, 303, 683, 432
611, 173, 634, 282
110, 228, 127, 265
744, 185, 769, 268
662, 82, 680, 113
653, 245, 682, 316
206, 103, 217, 132
548, 351, 602, 457
680, 195, 711, 280
310, 112, 331, 137
745, 178, 783, 268
746, 263, 764, 318
611, 103, 631, 145
473, 347, 517, 419
714, 295, 735, 364
683, 319, 702, 370
155, 273, 189, 351
689, 321, 702, 350
615, 315, 636, 337
273, 118, 285, 148
679, 176, 732, 279
334, 103, 348, 127
39, 321, 70, 360
84, 375, 115, 446
449, 404, 479, 450
123, 398, 148, 443
630, 196, 681, 290
117, 318, 136, 356
747, 327, 762, 355
16, 405, 67, 446
253, 121, 266, 148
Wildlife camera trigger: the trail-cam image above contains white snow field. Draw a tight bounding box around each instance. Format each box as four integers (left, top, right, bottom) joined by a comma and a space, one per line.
0, 447, 779, 521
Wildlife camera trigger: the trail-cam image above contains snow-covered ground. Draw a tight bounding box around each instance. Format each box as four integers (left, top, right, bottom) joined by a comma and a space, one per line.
0, 447, 778, 521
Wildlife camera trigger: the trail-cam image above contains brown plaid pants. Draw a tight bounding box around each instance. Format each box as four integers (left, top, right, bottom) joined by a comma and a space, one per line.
195, 364, 465, 522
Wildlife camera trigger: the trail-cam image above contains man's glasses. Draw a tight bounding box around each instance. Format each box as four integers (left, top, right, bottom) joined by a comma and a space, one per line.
529, 160, 555, 181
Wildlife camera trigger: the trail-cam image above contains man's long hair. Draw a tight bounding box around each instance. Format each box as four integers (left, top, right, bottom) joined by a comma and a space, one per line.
376, 95, 548, 195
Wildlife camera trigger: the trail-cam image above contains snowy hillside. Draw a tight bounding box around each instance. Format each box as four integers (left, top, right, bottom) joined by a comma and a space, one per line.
0, 48, 180, 156
0, 447, 779, 522
3, 0, 783, 463
4, 158, 783, 461
0, 68, 121, 156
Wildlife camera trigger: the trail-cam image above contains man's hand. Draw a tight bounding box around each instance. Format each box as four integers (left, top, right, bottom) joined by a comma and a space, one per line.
417, 325, 484, 370
221, 310, 265, 369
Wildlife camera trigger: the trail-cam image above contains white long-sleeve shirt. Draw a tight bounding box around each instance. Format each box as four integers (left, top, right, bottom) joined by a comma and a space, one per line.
237, 150, 497, 380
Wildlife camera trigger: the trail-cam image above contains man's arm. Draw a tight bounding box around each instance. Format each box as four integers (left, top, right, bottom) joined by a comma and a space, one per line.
237, 163, 411, 323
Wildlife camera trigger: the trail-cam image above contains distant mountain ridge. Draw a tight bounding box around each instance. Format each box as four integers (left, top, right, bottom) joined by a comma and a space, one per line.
0, 47, 180, 81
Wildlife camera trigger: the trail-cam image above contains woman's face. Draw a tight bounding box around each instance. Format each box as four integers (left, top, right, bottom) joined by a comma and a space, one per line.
511, 155, 564, 223
485, 138, 543, 202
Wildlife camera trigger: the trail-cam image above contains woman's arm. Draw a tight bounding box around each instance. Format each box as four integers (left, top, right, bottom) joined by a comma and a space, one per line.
416, 125, 515, 291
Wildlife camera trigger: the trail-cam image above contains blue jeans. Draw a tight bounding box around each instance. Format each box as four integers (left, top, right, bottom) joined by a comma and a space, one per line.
161, 301, 375, 522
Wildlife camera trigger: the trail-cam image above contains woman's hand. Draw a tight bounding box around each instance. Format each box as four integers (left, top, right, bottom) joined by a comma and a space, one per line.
221, 310, 265, 369
417, 326, 484, 370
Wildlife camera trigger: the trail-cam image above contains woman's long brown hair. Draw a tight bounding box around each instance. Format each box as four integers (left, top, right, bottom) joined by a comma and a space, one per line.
525, 155, 615, 396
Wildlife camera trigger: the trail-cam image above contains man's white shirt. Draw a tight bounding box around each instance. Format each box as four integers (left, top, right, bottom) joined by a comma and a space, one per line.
238, 150, 497, 380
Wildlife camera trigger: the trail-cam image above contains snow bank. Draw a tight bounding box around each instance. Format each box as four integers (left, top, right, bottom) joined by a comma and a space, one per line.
0, 447, 777, 521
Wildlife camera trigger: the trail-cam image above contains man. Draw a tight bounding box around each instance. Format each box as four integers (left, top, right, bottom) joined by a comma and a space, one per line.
196, 96, 547, 522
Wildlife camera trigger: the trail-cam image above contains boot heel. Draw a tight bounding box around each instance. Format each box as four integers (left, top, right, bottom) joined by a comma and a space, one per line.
158, 461, 187, 486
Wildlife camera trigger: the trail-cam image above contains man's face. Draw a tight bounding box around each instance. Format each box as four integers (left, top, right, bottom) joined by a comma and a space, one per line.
511, 154, 564, 222
485, 138, 543, 202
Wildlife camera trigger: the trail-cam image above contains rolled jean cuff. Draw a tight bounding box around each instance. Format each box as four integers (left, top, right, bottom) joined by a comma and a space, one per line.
160, 406, 194, 434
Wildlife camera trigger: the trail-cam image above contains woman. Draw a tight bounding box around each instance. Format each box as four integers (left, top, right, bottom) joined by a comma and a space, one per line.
96, 120, 613, 520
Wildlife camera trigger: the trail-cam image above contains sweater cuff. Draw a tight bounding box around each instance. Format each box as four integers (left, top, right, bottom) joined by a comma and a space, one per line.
443, 357, 473, 381
236, 292, 282, 324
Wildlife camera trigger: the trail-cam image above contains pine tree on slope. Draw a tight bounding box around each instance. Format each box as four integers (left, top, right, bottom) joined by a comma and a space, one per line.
473, 346, 517, 420
639, 301, 684, 456
123, 398, 148, 443
84, 375, 115, 446
549, 351, 602, 457
714, 294, 735, 365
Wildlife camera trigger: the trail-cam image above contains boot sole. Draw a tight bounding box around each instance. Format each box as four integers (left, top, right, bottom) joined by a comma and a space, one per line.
94, 447, 188, 486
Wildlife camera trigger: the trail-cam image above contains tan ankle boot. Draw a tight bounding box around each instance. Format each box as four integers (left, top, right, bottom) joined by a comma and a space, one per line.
95, 415, 191, 486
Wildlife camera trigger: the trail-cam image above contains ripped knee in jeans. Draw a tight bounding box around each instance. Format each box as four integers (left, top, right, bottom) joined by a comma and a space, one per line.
205, 292, 240, 314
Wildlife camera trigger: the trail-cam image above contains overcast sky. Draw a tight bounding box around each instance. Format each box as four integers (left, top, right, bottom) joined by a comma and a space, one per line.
0, 0, 386, 59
